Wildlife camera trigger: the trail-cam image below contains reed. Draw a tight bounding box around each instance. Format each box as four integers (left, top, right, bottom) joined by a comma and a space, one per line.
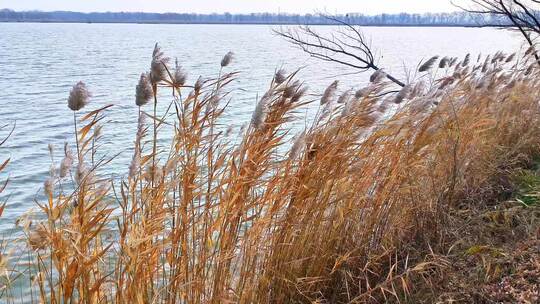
0, 123, 18, 300
4, 44, 540, 303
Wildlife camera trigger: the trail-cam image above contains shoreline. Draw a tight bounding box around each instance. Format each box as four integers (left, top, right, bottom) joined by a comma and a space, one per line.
0, 20, 502, 28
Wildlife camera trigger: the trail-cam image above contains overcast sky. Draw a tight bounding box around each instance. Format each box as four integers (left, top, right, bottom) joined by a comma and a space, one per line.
0, 0, 459, 14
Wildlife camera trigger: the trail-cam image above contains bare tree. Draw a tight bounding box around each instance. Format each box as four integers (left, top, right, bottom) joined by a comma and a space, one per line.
457, 0, 540, 64
275, 16, 406, 87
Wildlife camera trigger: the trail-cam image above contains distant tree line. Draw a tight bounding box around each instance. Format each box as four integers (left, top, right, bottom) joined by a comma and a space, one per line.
0, 9, 511, 26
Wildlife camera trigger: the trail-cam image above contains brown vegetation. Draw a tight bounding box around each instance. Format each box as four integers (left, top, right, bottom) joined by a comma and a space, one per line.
1, 44, 540, 303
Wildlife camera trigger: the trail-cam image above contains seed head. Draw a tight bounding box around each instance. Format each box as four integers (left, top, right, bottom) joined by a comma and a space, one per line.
251, 95, 268, 129
492, 51, 505, 63
461, 53, 470, 67
135, 72, 153, 106
505, 53, 515, 63
274, 69, 287, 85
291, 86, 307, 103
411, 80, 425, 96
68, 81, 91, 111
60, 156, 73, 178
49, 164, 56, 178
370, 69, 386, 83
59, 144, 73, 178
93, 125, 102, 139
394, 85, 411, 104
289, 132, 306, 160
337, 90, 351, 104
439, 57, 449, 69
341, 97, 359, 117
282, 80, 300, 99
221, 51, 234, 67
320, 97, 336, 120
129, 150, 141, 179
438, 77, 455, 90
419, 56, 439, 72
150, 43, 170, 83
47, 144, 54, 157
173, 58, 187, 88
475, 77, 487, 89
164, 156, 179, 175
355, 87, 372, 98
76, 163, 94, 185
321, 80, 338, 105
144, 165, 163, 183
194, 76, 204, 92
525, 45, 536, 57
28, 224, 49, 251
44, 178, 54, 197
482, 56, 491, 73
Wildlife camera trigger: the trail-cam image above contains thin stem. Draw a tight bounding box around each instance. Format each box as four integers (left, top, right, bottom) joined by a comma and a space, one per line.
137, 107, 144, 208
152, 83, 158, 189
73, 112, 80, 162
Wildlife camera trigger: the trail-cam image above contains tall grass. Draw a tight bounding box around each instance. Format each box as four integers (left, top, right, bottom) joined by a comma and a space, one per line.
0, 124, 13, 298
5, 46, 540, 303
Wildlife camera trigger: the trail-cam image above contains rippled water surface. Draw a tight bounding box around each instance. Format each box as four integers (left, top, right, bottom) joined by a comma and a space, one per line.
0, 23, 524, 235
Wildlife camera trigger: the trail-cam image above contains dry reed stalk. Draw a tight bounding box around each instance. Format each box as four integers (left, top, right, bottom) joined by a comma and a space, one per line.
8, 45, 540, 304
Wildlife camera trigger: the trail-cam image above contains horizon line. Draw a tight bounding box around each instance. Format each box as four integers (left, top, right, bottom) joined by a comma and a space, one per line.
0, 8, 464, 17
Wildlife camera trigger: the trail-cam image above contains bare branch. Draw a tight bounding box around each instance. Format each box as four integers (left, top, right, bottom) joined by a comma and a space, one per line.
461, 0, 540, 66
275, 16, 405, 87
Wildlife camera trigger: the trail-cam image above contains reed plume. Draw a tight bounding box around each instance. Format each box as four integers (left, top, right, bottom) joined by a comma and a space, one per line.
355, 86, 371, 98
43, 178, 54, 196
251, 95, 268, 129
173, 58, 187, 88
150, 43, 170, 83
439, 56, 449, 68
337, 90, 351, 104
505, 52, 516, 63
194, 76, 204, 92
67, 81, 91, 111
291, 85, 307, 102
274, 68, 287, 84
370, 69, 386, 82
462, 53, 471, 66
221, 51, 234, 67
419, 56, 439, 72
321, 80, 338, 105
135, 72, 153, 106
394, 84, 411, 104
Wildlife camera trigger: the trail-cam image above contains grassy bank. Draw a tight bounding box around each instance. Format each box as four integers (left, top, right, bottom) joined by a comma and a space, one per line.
1, 45, 540, 303
408, 164, 539, 303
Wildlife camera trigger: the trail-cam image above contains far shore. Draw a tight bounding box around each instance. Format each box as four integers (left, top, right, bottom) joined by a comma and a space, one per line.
0, 20, 503, 28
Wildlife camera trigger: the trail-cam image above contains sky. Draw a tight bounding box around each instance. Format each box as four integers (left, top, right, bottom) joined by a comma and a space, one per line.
0, 0, 459, 14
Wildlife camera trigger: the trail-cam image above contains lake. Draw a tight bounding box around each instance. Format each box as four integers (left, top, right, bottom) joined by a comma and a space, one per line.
0, 23, 524, 237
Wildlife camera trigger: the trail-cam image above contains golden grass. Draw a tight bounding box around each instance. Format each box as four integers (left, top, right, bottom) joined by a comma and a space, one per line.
3, 47, 540, 303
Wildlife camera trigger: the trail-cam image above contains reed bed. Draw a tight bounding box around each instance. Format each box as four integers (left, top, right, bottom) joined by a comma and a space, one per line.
3, 45, 540, 303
